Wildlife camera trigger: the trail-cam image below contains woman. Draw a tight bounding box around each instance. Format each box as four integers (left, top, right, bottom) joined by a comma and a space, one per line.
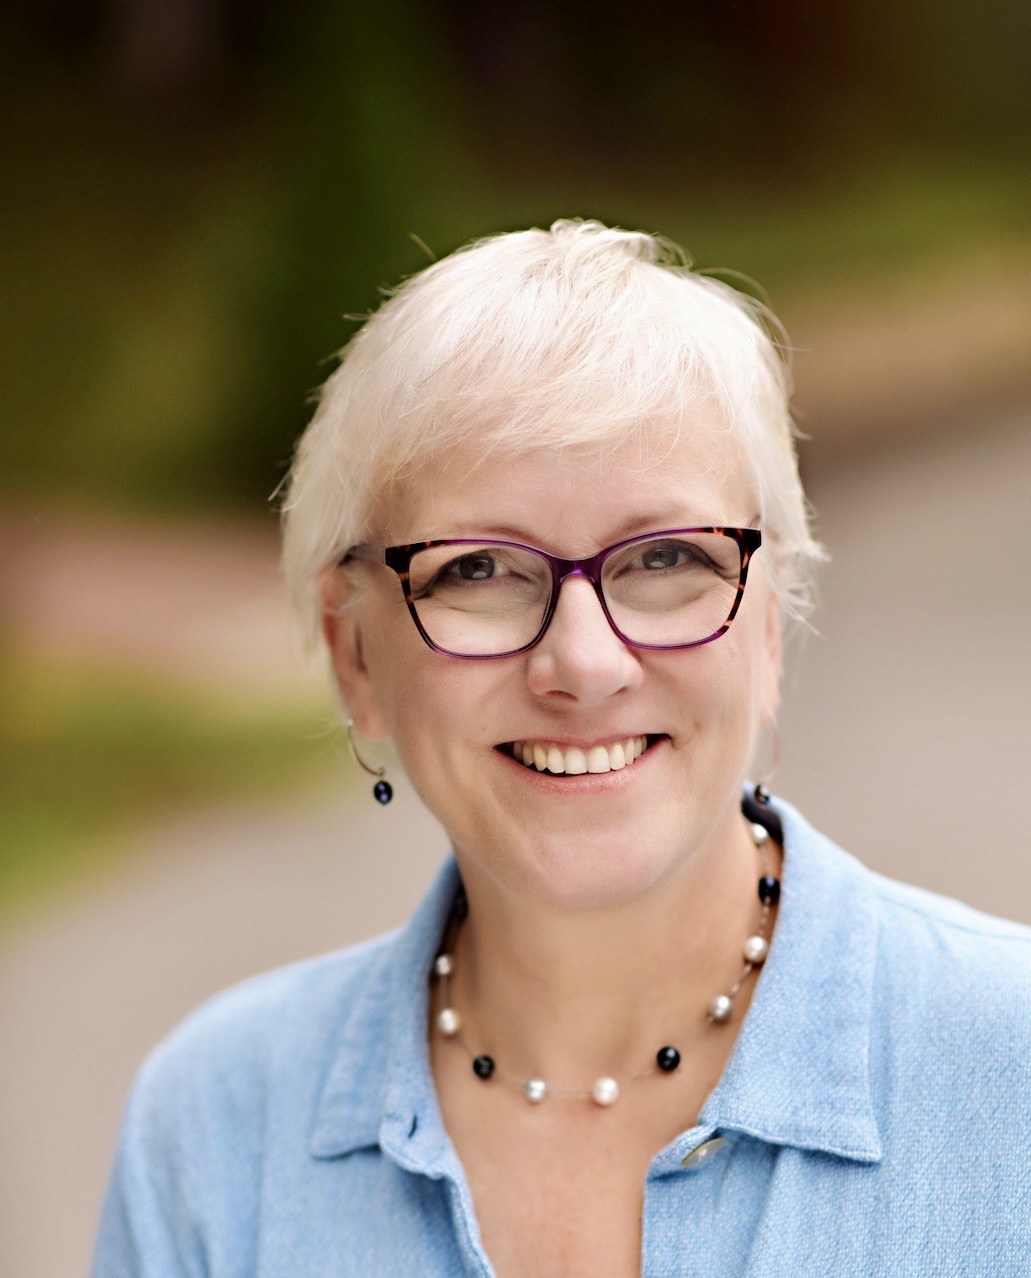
93, 221, 1031, 1276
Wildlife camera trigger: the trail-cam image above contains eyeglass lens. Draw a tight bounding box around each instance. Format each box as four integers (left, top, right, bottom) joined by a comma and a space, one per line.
406, 533, 745, 656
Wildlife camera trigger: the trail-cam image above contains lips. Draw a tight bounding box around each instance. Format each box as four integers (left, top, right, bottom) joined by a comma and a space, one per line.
504, 736, 653, 776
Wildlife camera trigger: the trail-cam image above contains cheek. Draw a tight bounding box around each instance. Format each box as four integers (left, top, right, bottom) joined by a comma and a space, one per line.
376, 658, 523, 848
670, 628, 769, 746
364, 621, 503, 765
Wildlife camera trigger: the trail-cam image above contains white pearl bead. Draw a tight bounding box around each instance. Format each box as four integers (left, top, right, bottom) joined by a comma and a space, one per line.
436, 1007, 461, 1036
709, 993, 733, 1022
433, 954, 453, 977
743, 934, 769, 964
750, 821, 769, 845
591, 1076, 620, 1106
524, 1078, 548, 1103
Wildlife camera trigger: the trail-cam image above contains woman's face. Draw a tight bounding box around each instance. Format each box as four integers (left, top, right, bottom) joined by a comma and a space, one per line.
323, 422, 782, 911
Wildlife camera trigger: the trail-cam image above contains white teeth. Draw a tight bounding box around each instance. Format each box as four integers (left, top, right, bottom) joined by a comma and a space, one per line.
510, 736, 652, 775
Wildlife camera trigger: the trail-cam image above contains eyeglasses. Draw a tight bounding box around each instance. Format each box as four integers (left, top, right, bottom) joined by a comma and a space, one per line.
342, 527, 762, 659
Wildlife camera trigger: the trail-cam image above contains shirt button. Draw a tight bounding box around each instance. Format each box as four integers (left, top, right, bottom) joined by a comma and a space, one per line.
680, 1135, 725, 1168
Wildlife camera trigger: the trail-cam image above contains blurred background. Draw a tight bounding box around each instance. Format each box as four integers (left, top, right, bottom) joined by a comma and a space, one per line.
1, 2, 1030, 1274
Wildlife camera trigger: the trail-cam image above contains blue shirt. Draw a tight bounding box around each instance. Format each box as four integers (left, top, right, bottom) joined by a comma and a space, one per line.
92, 796, 1031, 1276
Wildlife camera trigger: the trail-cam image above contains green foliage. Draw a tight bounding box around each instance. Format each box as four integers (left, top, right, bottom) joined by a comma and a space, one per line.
2, 0, 1029, 515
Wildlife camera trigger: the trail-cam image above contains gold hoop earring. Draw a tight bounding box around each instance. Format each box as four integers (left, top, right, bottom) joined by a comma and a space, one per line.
346, 720, 393, 805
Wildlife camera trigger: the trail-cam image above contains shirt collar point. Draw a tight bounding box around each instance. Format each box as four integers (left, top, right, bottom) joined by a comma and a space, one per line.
703, 1106, 884, 1165
309, 858, 461, 1165
309, 1123, 380, 1159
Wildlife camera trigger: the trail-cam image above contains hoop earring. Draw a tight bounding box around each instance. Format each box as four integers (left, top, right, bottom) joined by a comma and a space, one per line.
752, 720, 781, 806
346, 720, 393, 805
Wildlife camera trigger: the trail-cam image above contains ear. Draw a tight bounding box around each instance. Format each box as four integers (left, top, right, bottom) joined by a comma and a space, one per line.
319, 568, 389, 741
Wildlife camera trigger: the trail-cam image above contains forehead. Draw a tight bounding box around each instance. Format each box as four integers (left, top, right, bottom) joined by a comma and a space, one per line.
377, 417, 759, 551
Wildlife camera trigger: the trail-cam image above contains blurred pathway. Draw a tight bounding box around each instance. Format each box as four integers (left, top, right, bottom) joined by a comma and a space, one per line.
0, 508, 309, 698
778, 406, 1031, 913
2, 407, 1031, 1278
0, 776, 447, 1278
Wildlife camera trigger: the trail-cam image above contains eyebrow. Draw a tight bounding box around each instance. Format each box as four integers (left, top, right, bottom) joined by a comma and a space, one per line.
444, 510, 755, 545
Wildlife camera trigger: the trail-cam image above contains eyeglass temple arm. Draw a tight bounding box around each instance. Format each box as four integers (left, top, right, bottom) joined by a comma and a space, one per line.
340, 544, 386, 566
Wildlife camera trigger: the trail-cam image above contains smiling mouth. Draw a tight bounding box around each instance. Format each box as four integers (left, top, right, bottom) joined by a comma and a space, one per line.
501, 736, 662, 776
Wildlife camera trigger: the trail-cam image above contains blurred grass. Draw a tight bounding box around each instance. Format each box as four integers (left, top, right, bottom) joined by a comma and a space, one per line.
0, 652, 343, 932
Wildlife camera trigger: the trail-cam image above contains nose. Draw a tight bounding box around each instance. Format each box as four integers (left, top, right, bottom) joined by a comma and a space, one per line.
524, 572, 643, 704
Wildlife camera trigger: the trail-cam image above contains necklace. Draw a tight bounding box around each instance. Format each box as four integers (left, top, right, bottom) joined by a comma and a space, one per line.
432, 802, 781, 1107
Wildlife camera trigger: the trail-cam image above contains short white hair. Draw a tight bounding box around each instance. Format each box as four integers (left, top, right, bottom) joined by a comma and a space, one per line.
281, 219, 823, 654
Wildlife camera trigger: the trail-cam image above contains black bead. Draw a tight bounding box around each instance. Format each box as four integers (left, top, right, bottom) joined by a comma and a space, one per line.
453, 889, 469, 921
656, 1045, 681, 1073
753, 783, 771, 805
472, 1054, 495, 1079
373, 779, 393, 805
758, 874, 781, 905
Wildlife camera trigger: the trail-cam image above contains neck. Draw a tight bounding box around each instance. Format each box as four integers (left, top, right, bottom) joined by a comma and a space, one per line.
442, 808, 774, 1086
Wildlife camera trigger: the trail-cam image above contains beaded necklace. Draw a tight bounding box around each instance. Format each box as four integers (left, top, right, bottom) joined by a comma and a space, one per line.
432, 790, 782, 1107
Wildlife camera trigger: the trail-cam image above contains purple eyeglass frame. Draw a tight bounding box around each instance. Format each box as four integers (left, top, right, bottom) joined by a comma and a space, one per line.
341, 526, 762, 659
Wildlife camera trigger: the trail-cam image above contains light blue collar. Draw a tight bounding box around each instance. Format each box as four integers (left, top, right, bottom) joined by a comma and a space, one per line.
699, 798, 882, 1162
308, 856, 461, 1169
309, 795, 883, 1168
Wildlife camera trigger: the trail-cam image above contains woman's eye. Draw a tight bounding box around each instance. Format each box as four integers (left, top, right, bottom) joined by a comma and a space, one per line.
412, 548, 522, 599
640, 544, 691, 570
450, 553, 500, 580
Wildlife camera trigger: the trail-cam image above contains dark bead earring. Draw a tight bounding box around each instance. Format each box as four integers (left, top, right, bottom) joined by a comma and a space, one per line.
346, 720, 393, 806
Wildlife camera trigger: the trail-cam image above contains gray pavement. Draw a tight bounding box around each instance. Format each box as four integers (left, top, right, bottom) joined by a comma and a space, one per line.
779, 406, 1031, 919
2, 408, 1030, 1278
0, 779, 448, 1278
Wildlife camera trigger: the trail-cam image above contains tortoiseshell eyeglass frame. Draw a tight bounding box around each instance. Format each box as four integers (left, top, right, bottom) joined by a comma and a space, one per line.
340, 526, 762, 659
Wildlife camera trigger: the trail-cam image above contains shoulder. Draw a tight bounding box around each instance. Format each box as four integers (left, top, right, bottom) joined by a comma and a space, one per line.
855, 854, 1031, 1115
778, 800, 1031, 1245
779, 796, 1031, 1092
145, 928, 399, 1076
127, 930, 398, 1147
94, 849, 466, 1274
780, 796, 1031, 996
868, 868, 1031, 991
92, 932, 404, 1273
169, 927, 398, 1048
118, 853, 462, 1171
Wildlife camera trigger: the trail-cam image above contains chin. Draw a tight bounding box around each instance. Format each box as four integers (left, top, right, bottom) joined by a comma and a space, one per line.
511, 824, 685, 912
